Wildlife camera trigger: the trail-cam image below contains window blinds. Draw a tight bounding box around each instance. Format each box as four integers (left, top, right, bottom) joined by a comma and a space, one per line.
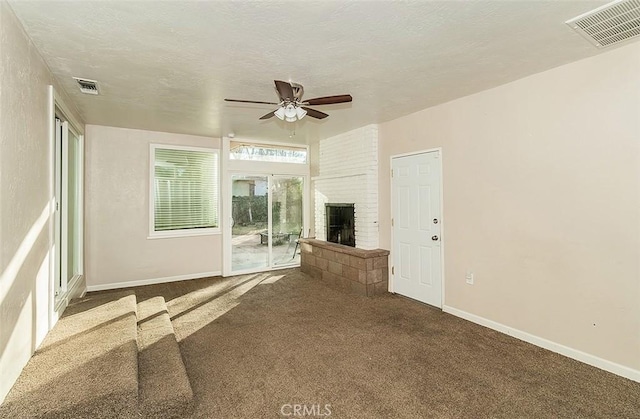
154, 147, 219, 231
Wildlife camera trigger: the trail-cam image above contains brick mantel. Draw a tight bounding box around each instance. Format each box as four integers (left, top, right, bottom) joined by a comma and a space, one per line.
299, 238, 389, 296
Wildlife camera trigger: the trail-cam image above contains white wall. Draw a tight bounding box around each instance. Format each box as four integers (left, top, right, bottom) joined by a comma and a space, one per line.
0, 0, 84, 402
85, 125, 221, 290
378, 42, 640, 377
314, 125, 379, 249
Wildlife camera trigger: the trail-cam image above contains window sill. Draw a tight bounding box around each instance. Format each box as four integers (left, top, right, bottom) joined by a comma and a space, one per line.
148, 228, 221, 240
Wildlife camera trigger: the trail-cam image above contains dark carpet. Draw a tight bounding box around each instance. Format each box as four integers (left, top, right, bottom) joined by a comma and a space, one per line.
2, 269, 639, 418
135, 269, 640, 419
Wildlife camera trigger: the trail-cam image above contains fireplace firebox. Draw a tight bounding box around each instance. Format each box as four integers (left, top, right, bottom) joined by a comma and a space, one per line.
325, 203, 355, 247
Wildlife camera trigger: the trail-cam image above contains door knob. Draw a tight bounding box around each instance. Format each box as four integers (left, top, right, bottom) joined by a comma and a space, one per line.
432, 235, 439, 241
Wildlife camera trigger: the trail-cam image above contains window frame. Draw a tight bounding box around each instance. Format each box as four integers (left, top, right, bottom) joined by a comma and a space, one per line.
148, 143, 221, 239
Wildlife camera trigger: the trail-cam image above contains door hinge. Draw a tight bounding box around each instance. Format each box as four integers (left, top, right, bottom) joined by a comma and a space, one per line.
391, 266, 394, 275
391, 218, 394, 227
55, 201, 59, 211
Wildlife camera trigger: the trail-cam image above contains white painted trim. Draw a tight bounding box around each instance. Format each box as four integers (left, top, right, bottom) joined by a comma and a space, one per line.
147, 228, 221, 240
389, 147, 445, 307
78, 133, 85, 277
151, 143, 219, 153
227, 159, 310, 176
49, 86, 86, 327
268, 175, 274, 268
311, 172, 367, 181
54, 274, 84, 313
48, 86, 56, 330
390, 148, 443, 159
443, 305, 640, 383
53, 88, 84, 136
86, 271, 222, 292
61, 121, 69, 294
438, 149, 446, 307
221, 138, 231, 276
223, 135, 310, 276
230, 136, 311, 151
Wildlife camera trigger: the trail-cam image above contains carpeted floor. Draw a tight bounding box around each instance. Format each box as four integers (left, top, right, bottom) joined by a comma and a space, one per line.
0, 291, 140, 418
132, 269, 640, 419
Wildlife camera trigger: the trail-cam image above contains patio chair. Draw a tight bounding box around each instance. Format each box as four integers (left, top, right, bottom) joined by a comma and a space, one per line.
290, 228, 303, 259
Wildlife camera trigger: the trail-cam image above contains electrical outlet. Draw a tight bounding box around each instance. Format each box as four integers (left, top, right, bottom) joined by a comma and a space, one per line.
465, 271, 474, 285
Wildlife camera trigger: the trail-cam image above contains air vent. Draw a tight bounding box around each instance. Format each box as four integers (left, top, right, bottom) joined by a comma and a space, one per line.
72, 77, 99, 95
566, 0, 640, 48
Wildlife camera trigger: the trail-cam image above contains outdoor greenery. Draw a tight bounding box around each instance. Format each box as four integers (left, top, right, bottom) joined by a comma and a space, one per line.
231, 177, 303, 237
232, 196, 278, 226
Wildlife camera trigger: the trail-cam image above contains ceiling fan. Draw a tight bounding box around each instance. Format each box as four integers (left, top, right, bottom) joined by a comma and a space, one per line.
224, 80, 352, 122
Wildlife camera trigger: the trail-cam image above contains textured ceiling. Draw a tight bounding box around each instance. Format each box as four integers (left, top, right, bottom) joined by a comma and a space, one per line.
9, 0, 617, 144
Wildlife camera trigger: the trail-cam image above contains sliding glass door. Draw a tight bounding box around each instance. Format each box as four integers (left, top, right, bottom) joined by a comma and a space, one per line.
272, 176, 303, 266
230, 174, 304, 273
231, 175, 270, 272
54, 117, 83, 300
63, 127, 82, 286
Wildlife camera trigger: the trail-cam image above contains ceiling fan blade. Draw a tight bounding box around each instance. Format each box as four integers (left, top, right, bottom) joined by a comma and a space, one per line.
259, 111, 276, 120
224, 99, 279, 105
302, 107, 329, 120
304, 94, 352, 106
274, 80, 295, 102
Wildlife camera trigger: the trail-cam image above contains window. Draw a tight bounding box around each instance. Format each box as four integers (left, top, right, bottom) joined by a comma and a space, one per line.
150, 145, 219, 237
229, 141, 307, 164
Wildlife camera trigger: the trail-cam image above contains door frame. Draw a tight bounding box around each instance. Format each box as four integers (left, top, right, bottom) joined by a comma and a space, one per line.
224, 172, 309, 276
48, 86, 85, 326
221, 136, 310, 276
389, 147, 445, 308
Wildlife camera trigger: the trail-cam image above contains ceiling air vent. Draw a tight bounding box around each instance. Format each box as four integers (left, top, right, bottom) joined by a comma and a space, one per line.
73, 77, 99, 95
566, 0, 640, 48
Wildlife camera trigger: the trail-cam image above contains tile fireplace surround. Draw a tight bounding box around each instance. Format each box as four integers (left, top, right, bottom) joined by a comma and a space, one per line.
299, 239, 390, 296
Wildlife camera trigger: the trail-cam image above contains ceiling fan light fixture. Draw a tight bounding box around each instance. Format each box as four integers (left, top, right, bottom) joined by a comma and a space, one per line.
295, 106, 307, 120
284, 104, 297, 119
274, 107, 286, 120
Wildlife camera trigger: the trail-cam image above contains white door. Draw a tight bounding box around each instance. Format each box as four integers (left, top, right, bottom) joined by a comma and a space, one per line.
392, 151, 442, 307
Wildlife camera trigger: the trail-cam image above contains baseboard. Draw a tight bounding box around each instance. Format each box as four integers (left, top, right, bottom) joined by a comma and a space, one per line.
86, 271, 222, 292
442, 305, 640, 383
69, 275, 87, 299
54, 275, 86, 314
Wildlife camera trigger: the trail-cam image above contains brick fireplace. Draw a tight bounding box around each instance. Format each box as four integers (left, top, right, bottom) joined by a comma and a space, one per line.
307, 125, 388, 296
313, 125, 379, 250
